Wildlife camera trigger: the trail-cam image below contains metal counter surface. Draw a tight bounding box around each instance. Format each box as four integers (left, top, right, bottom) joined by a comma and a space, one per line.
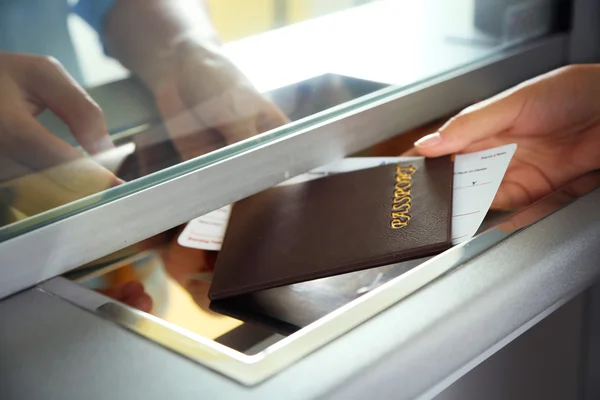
1, 188, 598, 400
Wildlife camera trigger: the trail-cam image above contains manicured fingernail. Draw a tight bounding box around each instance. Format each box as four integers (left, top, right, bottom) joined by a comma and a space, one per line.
414, 132, 442, 147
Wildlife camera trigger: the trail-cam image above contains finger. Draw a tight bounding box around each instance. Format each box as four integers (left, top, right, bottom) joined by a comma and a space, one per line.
23, 57, 113, 154
19, 147, 121, 195
4, 158, 122, 216
169, 126, 223, 161
128, 292, 153, 313
401, 147, 420, 157
134, 124, 172, 175
155, 90, 224, 161
496, 197, 560, 232
154, 81, 200, 145
0, 115, 121, 215
96, 286, 122, 300
183, 91, 260, 145
413, 87, 527, 157
456, 136, 509, 155
497, 171, 600, 232
164, 235, 213, 287
98, 281, 153, 313
490, 182, 531, 210
403, 135, 499, 158
0, 154, 31, 183
0, 111, 82, 171
0, 112, 120, 182
494, 167, 600, 211
0, 186, 17, 225
257, 102, 289, 134
90, 142, 137, 174
217, 118, 259, 145
122, 281, 153, 313
371, 117, 450, 157
179, 80, 265, 145
564, 171, 600, 198
121, 281, 145, 297
205, 251, 218, 271
496, 160, 555, 210
97, 281, 142, 299
496, 185, 579, 232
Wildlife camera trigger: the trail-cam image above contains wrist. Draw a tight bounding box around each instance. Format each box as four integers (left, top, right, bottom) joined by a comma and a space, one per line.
103, 0, 226, 90
137, 38, 246, 95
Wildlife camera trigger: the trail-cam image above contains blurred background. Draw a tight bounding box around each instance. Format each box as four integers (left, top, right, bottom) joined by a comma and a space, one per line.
69, 0, 381, 87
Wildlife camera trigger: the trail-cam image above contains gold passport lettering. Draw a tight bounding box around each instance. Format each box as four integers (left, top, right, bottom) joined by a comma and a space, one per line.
391, 165, 416, 229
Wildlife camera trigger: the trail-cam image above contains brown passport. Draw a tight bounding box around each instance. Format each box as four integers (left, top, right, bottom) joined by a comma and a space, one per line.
209, 156, 454, 300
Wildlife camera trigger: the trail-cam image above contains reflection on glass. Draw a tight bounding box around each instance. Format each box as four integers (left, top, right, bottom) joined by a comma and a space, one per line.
0, 0, 566, 239
70, 245, 284, 354
70, 233, 436, 354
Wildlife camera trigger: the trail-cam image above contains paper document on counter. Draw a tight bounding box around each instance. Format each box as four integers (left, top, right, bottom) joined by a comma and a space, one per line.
178, 144, 516, 250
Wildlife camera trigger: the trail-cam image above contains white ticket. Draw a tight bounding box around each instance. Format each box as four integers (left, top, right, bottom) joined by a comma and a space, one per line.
178, 144, 516, 249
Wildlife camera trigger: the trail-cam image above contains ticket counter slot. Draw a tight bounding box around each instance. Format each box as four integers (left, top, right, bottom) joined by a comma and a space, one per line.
40, 171, 600, 385
209, 257, 431, 334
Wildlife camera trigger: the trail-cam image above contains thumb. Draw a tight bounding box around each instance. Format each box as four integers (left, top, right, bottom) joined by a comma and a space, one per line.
413, 86, 528, 157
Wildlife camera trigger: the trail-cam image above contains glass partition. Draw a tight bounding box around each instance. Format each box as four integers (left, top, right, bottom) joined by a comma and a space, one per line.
0, 0, 569, 241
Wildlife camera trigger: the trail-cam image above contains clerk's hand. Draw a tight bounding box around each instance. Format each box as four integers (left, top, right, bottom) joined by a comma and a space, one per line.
162, 229, 216, 312
98, 281, 153, 313
410, 65, 600, 210
0, 52, 121, 216
140, 42, 288, 161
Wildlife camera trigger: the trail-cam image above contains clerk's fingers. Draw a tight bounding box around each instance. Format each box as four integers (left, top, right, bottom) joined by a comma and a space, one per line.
256, 100, 289, 134
185, 96, 259, 145
215, 97, 289, 145
98, 281, 153, 313
0, 111, 120, 184
211, 98, 288, 145
1, 157, 122, 216
155, 88, 224, 161
413, 87, 528, 157
0, 116, 120, 216
20, 55, 113, 154
217, 118, 258, 145
163, 235, 215, 287
178, 78, 283, 145
0, 110, 79, 175
496, 171, 600, 232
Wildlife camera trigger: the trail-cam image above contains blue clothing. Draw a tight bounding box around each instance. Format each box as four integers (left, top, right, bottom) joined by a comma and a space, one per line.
0, 0, 117, 83
73, 0, 117, 36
